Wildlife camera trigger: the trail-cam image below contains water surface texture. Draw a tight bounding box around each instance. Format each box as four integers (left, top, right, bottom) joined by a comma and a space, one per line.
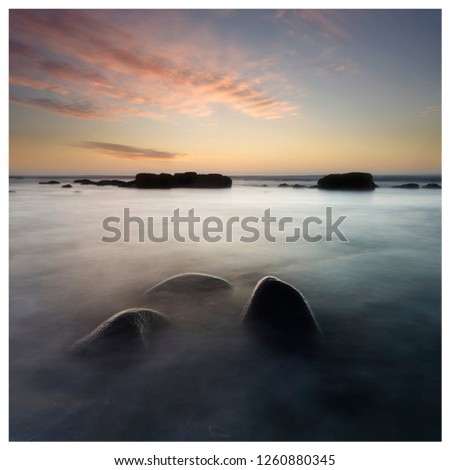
9, 176, 441, 441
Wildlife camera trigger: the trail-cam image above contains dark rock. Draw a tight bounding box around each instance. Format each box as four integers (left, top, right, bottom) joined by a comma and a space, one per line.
135, 173, 173, 189
61, 184, 72, 188
145, 273, 232, 298
39, 180, 60, 185
72, 308, 172, 355
241, 276, 321, 348
144, 273, 234, 327
135, 172, 232, 189
96, 179, 128, 186
423, 183, 441, 189
190, 173, 232, 188
74, 179, 96, 185
117, 180, 136, 188
74, 178, 135, 187
393, 183, 419, 189
279, 183, 305, 188
317, 172, 376, 190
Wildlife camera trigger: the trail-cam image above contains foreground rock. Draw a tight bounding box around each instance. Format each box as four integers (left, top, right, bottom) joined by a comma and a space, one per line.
73, 308, 172, 355
423, 183, 441, 189
61, 184, 72, 188
393, 183, 419, 189
145, 273, 232, 298
135, 172, 232, 189
241, 276, 321, 349
317, 172, 376, 190
39, 180, 60, 185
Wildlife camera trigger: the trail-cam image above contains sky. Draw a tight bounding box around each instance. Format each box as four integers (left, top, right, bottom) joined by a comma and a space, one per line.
9, 9, 441, 175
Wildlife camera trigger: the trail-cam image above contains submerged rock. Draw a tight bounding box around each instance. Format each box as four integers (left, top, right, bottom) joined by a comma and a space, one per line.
241, 276, 321, 348
39, 180, 60, 185
278, 183, 305, 188
145, 273, 232, 297
61, 184, 72, 188
393, 183, 419, 189
423, 183, 441, 189
72, 308, 172, 355
317, 172, 376, 190
73, 179, 96, 185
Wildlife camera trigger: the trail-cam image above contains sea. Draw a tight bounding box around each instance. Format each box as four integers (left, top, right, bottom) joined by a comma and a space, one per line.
9, 174, 441, 441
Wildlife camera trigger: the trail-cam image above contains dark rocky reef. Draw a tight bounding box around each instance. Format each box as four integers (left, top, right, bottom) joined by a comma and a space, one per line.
39, 180, 60, 185
72, 172, 232, 189
61, 184, 72, 188
73, 178, 96, 185
73, 178, 134, 187
317, 172, 376, 190
278, 183, 306, 188
393, 183, 419, 189
241, 276, 321, 350
423, 183, 441, 189
72, 308, 172, 356
135, 172, 232, 189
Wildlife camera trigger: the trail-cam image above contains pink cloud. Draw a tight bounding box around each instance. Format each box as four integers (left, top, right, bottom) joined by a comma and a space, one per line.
9, 10, 297, 121
420, 105, 440, 118
293, 10, 349, 40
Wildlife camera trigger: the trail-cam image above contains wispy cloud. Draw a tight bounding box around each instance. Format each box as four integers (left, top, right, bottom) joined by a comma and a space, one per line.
420, 105, 440, 118
10, 10, 297, 121
77, 141, 186, 160
293, 10, 349, 40
10, 96, 109, 119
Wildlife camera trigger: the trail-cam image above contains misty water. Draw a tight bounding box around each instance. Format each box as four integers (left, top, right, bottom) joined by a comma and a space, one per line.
9, 176, 441, 441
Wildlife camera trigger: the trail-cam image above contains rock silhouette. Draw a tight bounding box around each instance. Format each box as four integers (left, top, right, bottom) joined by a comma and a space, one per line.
393, 183, 419, 189
61, 184, 72, 188
241, 276, 321, 348
39, 180, 60, 185
135, 172, 232, 189
317, 172, 376, 190
71, 172, 232, 189
278, 183, 306, 188
423, 183, 441, 189
73, 308, 172, 355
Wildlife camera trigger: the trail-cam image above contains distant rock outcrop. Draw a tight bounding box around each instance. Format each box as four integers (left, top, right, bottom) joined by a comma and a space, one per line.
71, 172, 232, 189
423, 183, 441, 189
278, 183, 306, 188
241, 276, 321, 349
317, 172, 376, 190
135, 172, 232, 189
393, 183, 419, 189
61, 184, 72, 188
73, 179, 96, 185
72, 308, 172, 355
39, 180, 60, 185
